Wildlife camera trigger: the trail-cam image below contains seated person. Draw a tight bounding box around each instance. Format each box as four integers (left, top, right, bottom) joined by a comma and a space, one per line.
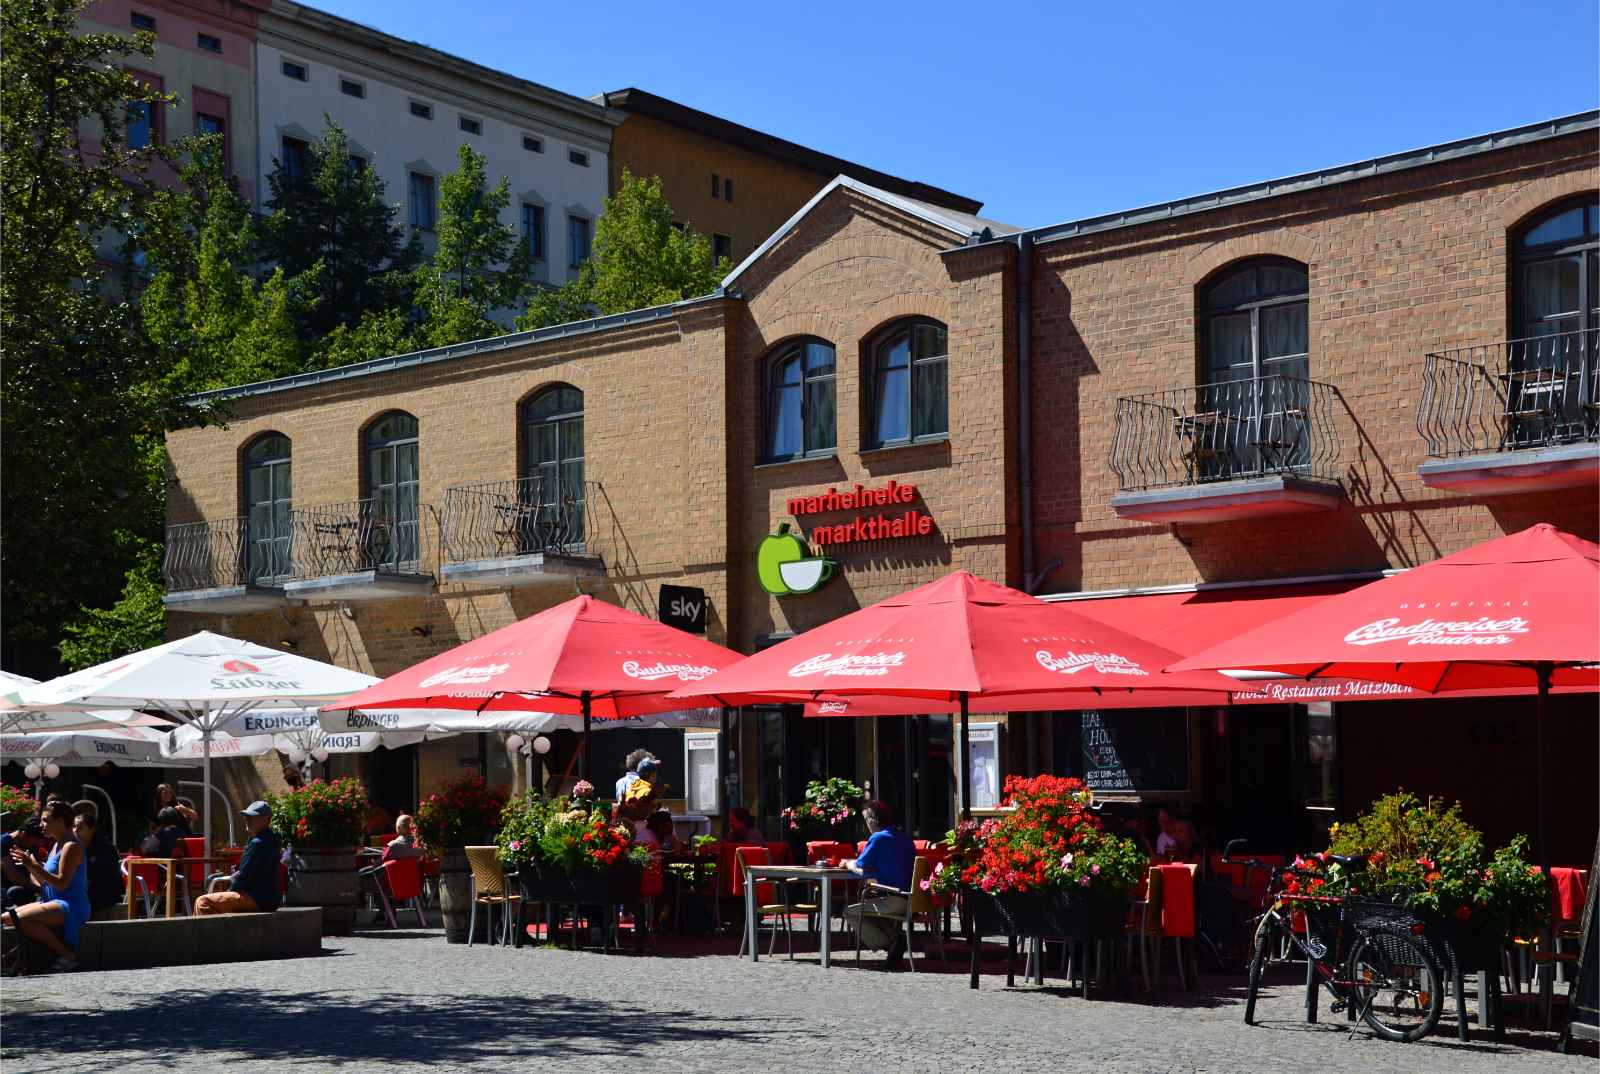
6, 800, 89, 972
725, 806, 766, 846
841, 800, 917, 970
1, 817, 44, 909
1155, 806, 1199, 862
69, 806, 124, 914
382, 814, 422, 862
140, 807, 186, 859
619, 758, 661, 827
1122, 814, 1155, 858
194, 801, 281, 916
367, 803, 395, 839
642, 809, 679, 855
173, 798, 198, 837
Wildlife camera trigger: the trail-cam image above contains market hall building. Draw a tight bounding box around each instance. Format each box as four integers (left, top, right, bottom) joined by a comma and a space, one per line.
161, 111, 1598, 862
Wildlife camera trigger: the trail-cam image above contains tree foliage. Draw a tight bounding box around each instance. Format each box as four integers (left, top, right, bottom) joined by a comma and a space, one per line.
519, 170, 724, 330
56, 542, 165, 671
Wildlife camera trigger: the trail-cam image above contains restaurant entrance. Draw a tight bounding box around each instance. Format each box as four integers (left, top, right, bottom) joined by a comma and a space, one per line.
754, 706, 858, 838
873, 715, 956, 841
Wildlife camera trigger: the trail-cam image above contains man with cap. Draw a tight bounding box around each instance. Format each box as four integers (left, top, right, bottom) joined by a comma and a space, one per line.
194, 801, 282, 915
619, 757, 662, 828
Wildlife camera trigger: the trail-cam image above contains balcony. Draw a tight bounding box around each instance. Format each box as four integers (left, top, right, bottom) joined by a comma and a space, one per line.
162, 517, 293, 614
1109, 374, 1344, 523
439, 478, 602, 587
1416, 329, 1598, 494
280, 499, 438, 603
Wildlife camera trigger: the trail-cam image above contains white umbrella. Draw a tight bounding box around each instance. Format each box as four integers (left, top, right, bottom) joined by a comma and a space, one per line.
1, 726, 196, 770
163, 716, 431, 762
7, 632, 377, 849
0, 670, 169, 735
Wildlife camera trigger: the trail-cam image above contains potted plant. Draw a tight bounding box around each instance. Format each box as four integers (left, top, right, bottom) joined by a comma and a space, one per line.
780, 777, 867, 842
416, 774, 508, 944
0, 783, 36, 824
500, 793, 647, 905
269, 777, 369, 935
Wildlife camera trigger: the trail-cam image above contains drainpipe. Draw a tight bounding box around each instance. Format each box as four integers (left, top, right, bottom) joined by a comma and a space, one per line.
1016, 232, 1036, 591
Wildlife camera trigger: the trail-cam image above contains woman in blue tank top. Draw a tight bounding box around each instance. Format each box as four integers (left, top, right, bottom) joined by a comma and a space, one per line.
6, 800, 89, 973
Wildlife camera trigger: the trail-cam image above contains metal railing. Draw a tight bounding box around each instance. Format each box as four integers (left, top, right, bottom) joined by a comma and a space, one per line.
1417, 328, 1597, 458
165, 517, 247, 592
1110, 374, 1340, 492
289, 498, 436, 579
441, 477, 596, 565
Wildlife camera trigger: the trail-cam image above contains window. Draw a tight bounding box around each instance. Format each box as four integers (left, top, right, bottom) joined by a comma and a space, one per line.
339, 78, 365, 99
280, 136, 309, 180
408, 172, 435, 230
459, 115, 482, 136
1200, 258, 1309, 386
409, 100, 432, 120
196, 112, 224, 137
869, 319, 948, 446
244, 435, 292, 583
764, 338, 836, 461
347, 155, 366, 174
196, 32, 221, 52
712, 233, 732, 264
568, 148, 589, 167
724, 177, 733, 203
127, 99, 157, 149
522, 386, 585, 548
130, 11, 155, 30
712, 173, 720, 199
522, 134, 543, 153
1509, 197, 1600, 444
193, 89, 229, 168
522, 203, 546, 260
281, 59, 307, 81
364, 412, 420, 569
567, 215, 590, 268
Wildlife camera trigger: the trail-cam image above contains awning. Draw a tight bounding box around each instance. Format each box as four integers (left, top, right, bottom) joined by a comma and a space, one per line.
1055, 579, 1591, 705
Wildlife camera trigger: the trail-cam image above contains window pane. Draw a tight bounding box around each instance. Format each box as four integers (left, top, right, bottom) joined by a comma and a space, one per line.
1521, 206, 1585, 248
1521, 258, 1582, 323
1206, 312, 1253, 378
805, 376, 836, 452
127, 101, 153, 148
913, 357, 948, 438
804, 341, 835, 376
912, 323, 947, 360
1258, 263, 1307, 298
768, 382, 801, 459
534, 423, 557, 467
874, 362, 909, 443
560, 417, 583, 462
560, 460, 583, 498
247, 466, 271, 505
1205, 267, 1256, 309
1260, 301, 1308, 361
397, 442, 418, 484
274, 462, 291, 501
879, 333, 910, 371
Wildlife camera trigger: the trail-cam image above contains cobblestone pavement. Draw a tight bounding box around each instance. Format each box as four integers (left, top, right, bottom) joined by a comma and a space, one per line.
2, 928, 1592, 1073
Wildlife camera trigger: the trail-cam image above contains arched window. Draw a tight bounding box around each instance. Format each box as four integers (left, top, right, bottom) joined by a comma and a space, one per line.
1200, 258, 1308, 386
764, 338, 835, 462
364, 411, 419, 569
1510, 197, 1598, 443
522, 386, 584, 548
244, 434, 291, 582
869, 319, 948, 446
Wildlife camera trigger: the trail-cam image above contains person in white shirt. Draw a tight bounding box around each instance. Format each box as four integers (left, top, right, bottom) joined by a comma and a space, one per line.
615, 749, 655, 799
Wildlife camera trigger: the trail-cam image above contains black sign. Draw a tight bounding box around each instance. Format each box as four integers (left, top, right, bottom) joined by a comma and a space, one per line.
658, 584, 707, 634
1080, 709, 1189, 795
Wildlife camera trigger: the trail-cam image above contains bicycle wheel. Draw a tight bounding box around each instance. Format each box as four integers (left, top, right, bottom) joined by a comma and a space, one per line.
1344, 927, 1443, 1042
1244, 911, 1279, 1025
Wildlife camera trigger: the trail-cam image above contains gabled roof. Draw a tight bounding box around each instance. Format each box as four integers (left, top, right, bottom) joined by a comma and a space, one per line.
720, 175, 1019, 293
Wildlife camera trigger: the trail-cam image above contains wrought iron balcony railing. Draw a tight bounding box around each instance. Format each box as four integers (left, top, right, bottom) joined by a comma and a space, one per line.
441, 477, 597, 565
289, 498, 437, 580
166, 517, 244, 592
1417, 328, 1598, 458
1110, 374, 1340, 492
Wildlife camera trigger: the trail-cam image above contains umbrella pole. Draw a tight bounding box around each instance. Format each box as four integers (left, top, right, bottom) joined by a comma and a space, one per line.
1535, 661, 1554, 978
202, 724, 213, 853
959, 692, 972, 822
581, 692, 592, 787
720, 705, 732, 835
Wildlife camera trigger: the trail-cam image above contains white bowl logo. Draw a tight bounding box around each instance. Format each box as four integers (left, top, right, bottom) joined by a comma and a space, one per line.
1035, 650, 1149, 676
418, 663, 511, 688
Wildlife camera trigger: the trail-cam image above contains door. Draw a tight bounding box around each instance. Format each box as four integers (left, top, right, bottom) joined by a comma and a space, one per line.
245, 436, 291, 583
365, 414, 419, 570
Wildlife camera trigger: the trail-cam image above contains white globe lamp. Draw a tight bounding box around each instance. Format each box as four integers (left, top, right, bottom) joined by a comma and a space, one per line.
532, 735, 551, 755
43, 763, 60, 780
23, 762, 41, 779
311, 747, 330, 764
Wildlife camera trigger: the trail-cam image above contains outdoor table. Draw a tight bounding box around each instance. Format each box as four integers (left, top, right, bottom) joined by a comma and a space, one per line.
743, 864, 854, 968
123, 856, 232, 919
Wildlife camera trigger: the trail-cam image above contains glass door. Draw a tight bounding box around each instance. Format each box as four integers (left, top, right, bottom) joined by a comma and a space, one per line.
365, 413, 419, 571
245, 436, 291, 583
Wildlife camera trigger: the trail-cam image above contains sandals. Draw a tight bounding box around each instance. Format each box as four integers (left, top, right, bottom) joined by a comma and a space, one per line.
47, 954, 80, 973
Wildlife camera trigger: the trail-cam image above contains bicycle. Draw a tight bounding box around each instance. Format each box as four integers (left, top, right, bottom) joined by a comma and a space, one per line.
1229, 847, 1444, 1042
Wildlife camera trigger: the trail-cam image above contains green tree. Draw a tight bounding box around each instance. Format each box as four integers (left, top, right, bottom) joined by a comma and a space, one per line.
518, 170, 725, 330
57, 542, 165, 670
257, 118, 419, 346
414, 144, 534, 347
0, 0, 181, 669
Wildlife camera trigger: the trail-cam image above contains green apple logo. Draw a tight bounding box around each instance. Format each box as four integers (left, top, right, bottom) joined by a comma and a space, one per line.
758, 523, 836, 596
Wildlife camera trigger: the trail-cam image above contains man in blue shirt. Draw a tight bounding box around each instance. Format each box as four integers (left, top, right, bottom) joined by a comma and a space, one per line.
194, 801, 282, 915
842, 800, 917, 969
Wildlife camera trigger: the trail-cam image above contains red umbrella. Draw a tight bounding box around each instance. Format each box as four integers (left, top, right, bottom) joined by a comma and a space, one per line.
670, 571, 1238, 817
323, 595, 743, 783
1170, 523, 1599, 872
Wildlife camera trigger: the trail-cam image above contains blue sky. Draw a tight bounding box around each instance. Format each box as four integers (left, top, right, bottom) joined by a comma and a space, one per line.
321, 1, 1598, 228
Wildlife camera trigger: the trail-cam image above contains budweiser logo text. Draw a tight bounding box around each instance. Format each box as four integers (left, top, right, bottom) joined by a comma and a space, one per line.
788, 652, 906, 678
621, 660, 716, 682
418, 663, 510, 688
1343, 616, 1530, 647
1035, 650, 1149, 676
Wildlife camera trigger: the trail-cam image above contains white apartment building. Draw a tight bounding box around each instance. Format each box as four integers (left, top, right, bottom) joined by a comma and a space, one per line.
255, 3, 619, 288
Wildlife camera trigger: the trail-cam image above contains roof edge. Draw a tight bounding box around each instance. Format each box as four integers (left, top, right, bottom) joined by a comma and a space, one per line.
183, 293, 724, 406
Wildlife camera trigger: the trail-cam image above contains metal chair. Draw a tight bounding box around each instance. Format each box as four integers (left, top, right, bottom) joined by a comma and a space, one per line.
465, 845, 521, 946
734, 846, 793, 959
854, 856, 946, 970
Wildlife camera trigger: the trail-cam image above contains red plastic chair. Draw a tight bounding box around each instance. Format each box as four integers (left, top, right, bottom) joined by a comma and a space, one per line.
122, 855, 162, 917
766, 842, 793, 866
377, 857, 428, 927
806, 840, 855, 864
180, 836, 209, 892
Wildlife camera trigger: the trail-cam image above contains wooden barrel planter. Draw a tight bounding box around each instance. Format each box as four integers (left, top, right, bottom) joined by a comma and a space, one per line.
438, 848, 479, 944
287, 846, 359, 936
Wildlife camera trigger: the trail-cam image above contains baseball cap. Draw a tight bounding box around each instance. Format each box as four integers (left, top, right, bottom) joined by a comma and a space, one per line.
240, 800, 272, 818
636, 758, 660, 776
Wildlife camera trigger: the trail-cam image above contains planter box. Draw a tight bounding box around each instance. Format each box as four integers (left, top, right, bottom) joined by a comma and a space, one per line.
519, 864, 640, 906
285, 846, 359, 936
962, 887, 1123, 940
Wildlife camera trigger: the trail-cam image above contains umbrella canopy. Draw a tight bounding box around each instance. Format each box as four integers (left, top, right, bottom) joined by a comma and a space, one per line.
318, 707, 721, 735
1170, 523, 1599, 875
0, 671, 169, 735
669, 571, 1238, 817
162, 718, 430, 762
7, 632, 378, 848
322, 595, 743, 783
2, 726, 195, 769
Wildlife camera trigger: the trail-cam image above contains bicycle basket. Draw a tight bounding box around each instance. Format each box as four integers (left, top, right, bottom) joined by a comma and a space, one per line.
1345, 896, 1426, 932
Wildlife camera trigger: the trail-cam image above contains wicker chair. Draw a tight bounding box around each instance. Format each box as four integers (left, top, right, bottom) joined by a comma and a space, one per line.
464, 845, 521, 946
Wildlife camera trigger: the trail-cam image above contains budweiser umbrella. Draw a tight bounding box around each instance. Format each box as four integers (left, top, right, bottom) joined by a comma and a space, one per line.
323, 595, 743, 782
1170, 523, 1599, 873
669, 571, 1238, 818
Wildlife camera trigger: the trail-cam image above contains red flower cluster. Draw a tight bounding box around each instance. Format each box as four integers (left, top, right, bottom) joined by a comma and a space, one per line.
578, 813, 630, 869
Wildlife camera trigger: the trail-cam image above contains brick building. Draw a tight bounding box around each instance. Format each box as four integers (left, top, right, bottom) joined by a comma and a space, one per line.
161, 112, 1598, 858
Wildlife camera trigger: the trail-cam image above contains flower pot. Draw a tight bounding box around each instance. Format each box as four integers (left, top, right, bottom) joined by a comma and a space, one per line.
994, 888, 1125, 940
519, 864, 640, 907
286, 845, 359, 936
1424, 914, 1506, 973
438, 849, 490, 944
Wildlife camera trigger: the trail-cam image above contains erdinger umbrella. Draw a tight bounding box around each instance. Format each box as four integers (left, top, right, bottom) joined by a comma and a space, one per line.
1170, 523, 1599, 874
9, 632, 377, 848
162, 711, 430, 763
2, 726, 194, 770
323, 595, 743, 782
669, 571, 1239, 818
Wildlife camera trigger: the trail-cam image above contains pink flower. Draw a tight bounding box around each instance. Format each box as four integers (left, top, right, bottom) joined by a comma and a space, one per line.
1079, 876, 1091, 886
1091, 863, 1100, 875
1060, 853, 1074, 869
919, 878, 931, 892
573, 781, 595, 797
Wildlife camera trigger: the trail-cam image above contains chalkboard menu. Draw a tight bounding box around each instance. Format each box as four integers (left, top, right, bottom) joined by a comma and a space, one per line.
1079, 709, 1190, 795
